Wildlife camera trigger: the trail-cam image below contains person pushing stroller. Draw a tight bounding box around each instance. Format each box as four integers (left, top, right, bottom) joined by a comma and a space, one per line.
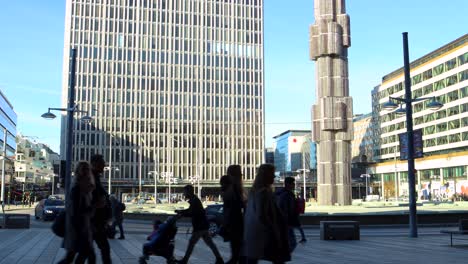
175, 185, 224, 264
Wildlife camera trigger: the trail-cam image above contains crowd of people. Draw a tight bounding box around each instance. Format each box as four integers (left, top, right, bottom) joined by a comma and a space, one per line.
56, 157, 305, 263
57, 154, 126, 264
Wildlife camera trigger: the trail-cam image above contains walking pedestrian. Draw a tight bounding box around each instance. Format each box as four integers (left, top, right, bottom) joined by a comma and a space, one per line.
295, 194, 307, 243
88, 154, 113, 264
110, 195, 126, 239
223, 165, 246, 264
58, 161, 96, 264
242, 164, 290, 264
175, 185, 224, 264
276, 177, 299, 252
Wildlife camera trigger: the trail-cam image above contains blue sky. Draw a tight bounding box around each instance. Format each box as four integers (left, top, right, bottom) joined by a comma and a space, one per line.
0, 1, 467, 153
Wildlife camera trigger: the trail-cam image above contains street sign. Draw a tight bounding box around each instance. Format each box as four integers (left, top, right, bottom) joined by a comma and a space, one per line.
399, 129, 423, 160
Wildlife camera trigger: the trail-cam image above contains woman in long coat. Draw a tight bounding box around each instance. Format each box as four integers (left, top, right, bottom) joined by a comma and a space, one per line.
242, 164, 290, 264
58, 161, 96, 264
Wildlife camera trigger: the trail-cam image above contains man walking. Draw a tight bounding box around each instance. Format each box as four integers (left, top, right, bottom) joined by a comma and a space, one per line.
175, 185, 223, 264
89, 154, 112, 264
276, 177, 299, 253
110, 195, 126, 239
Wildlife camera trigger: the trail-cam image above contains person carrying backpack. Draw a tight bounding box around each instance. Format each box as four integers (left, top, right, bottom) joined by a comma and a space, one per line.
110, 195, 126, 239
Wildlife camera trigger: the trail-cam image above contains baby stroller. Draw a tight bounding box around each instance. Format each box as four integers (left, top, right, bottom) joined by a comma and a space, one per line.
139, 215, 181, 264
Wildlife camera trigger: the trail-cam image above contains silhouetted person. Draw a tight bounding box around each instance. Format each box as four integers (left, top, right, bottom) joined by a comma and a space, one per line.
175, 185, 223, 264
88, 154, 112, 264
276, 177, 299, 252
223, 165, 246, 264
110, 195, 126, 239
58, 161, 96, 264
243, 164, 290, 264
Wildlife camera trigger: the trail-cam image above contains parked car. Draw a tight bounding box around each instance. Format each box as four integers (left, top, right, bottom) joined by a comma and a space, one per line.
34, 198, 65, 221
205, 204, 223, 237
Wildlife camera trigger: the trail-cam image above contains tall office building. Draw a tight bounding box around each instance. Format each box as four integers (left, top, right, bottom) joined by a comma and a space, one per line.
61, 0, 264, 193
370, 34, 468, 199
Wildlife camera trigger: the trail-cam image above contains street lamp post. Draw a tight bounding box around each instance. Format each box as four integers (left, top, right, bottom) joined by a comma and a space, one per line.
382, 33, 444, 238
41, 48, 93, 200
104, 166, 119, 194
148, 171, 158, 205
360, 174, 371, 199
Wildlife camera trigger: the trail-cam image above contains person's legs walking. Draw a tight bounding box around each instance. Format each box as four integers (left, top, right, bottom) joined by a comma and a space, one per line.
94, 231, 112, 264
201, 231, 223, 263
297, 226, 307, 242
118, 222, 125, 239
227, 236, 242, 264
179, 230, 202, 263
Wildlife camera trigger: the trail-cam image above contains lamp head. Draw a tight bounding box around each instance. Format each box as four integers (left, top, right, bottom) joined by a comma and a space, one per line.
427, 99, 444, 111
395, 105, 406, 116
80, 115, 93, 124
41, 111, 57, 120
382, 100, 399, 111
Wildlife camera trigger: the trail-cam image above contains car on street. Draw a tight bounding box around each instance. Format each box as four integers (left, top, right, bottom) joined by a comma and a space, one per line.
34, 198, 65, 221
205, 204, 223, 237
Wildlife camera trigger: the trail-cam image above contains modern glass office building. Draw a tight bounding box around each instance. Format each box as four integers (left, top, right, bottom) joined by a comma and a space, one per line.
61, 0, 264, 192
0, 90, 17, 159
0, 90, 17, 186
370, 34, 468, 200
273, 130, 316, 176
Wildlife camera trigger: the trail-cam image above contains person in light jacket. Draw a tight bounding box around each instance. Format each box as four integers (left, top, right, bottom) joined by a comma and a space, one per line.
242, 164, 290, 264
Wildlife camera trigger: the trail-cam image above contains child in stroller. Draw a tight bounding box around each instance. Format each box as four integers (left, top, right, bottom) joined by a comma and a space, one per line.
139, 215, 180, 264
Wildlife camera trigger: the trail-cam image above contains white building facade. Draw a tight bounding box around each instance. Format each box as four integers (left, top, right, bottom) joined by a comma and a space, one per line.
371, 34, 468, 200
61, 0, 265, 191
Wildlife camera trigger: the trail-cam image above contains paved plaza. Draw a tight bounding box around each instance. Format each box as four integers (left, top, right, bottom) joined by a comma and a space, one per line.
0, 216, 467, 264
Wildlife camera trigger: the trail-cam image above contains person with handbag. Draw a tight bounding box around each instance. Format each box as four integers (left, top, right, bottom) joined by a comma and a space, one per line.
88, 154, 113, 264
242, 164, 291, 264
58, 161, 96, 264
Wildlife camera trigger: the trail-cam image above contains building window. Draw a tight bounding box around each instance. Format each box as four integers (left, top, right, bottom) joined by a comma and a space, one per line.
446, 74, 458, 87
443, 166, 466, 180
434, 79, 446, 91
437, 136, 448, 145
436, 122, 448, 132
458, 52, 468, 65
445, 58, 457, 71
449, 133, 461, 143
436, 109, 447, 119
424, 125, 436, 135
459, 69, 468, 82
433, 63, 444, 76
423, 84, 433, 95
424, 113, 435, 123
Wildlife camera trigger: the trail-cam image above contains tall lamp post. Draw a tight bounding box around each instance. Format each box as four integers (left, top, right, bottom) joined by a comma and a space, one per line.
41, 48, 93, 200
104, 166, 119, 194
382, 32, 444, 237
148, 171, 158, 205
360, 174, 371, 200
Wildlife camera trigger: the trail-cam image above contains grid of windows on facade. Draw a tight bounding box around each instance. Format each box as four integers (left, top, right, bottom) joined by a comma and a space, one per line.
377, 51, 468, 159
66, 0, 264, 185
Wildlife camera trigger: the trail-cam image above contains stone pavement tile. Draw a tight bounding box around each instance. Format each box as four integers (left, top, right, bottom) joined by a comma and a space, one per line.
34, 235, 63, 264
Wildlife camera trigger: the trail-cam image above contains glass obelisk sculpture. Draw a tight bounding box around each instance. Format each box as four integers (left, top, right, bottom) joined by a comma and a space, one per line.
310, 0, 353, 205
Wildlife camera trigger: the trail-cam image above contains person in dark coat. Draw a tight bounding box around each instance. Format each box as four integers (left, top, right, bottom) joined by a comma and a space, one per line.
175, 185, 224, 264
58, 161, 96, 264
242, 164, 290, 264
110, 195, 126, 239
276, 177, 299, 252
88, 154, 112, 264
223, 165, 246, 264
